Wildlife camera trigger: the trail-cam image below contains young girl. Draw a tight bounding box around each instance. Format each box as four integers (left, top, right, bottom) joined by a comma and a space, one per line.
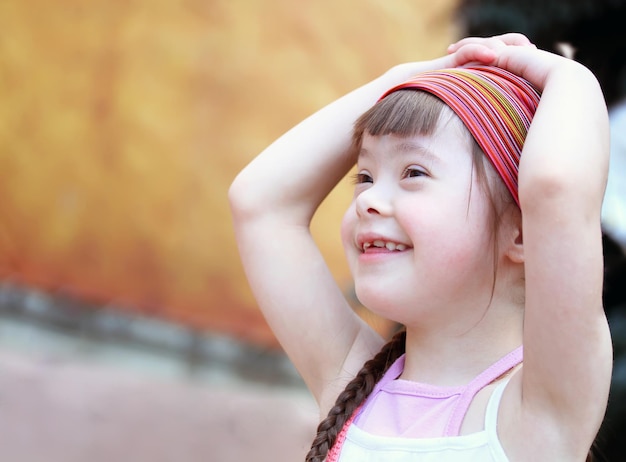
229, 34, 613, 461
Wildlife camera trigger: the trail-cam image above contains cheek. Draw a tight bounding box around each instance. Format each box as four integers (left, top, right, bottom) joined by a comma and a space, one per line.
395, 201, 438, 241
340, 204, 356, 250
340, 204, 360, 274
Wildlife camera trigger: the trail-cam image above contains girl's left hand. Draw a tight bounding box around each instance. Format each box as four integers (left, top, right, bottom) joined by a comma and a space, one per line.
447, 33, 535, 64
447, 33, 590, 92
389, 33, 539, 85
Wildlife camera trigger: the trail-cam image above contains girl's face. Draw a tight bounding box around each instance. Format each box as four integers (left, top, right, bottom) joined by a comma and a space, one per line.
341, 119, 499, 328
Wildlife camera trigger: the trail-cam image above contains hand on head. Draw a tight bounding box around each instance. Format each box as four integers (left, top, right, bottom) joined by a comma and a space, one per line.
447, 33, 594, 91
446, 33, 535, 67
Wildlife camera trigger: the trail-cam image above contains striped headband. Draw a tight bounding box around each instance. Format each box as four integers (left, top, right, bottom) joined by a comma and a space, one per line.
379, 65, 541, 207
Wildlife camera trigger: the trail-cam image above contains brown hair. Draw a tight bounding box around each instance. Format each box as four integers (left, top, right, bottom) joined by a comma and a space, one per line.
305, 329, 407, 462
305, 90, 515, 461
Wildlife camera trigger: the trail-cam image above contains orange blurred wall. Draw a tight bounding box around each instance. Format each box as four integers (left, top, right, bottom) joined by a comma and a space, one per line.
0, 0, 459, 348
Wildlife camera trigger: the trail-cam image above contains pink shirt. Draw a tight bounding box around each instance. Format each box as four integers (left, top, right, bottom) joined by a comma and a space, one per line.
354, 347, 523, 437
326, 346, 523, 461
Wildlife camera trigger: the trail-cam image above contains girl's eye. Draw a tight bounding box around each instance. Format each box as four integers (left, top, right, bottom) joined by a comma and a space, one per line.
352, 172, 373, 184
403, 167, 427, 178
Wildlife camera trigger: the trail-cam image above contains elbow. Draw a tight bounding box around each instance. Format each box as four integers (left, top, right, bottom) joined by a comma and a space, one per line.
228, 168, 295, 226
228, 171, 258, 224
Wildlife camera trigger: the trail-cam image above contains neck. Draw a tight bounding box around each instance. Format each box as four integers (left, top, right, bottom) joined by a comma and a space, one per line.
399, 299, 523, 386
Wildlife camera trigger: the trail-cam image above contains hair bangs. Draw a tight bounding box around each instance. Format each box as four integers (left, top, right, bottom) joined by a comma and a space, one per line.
353, 90, 446, 147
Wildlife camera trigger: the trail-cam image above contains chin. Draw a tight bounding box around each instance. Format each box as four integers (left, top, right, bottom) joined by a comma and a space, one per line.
355, 286, 404, 318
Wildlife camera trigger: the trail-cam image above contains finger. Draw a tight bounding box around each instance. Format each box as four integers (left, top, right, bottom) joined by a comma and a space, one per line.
448, 43, 498, 66
494, 32, 533, 47
448, 37, 502, 54
448, 33, 533, 53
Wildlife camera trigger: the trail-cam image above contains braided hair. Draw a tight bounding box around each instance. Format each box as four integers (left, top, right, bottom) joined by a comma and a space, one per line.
304, 329, 407, 462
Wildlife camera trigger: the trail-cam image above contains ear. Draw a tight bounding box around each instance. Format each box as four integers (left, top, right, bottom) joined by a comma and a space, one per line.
503, 207, 524, 264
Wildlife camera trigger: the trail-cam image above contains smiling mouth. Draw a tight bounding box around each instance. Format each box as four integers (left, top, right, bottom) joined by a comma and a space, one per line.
362, 240, 409, 252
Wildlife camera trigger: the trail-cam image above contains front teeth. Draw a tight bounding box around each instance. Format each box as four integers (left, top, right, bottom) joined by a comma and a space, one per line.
363, 240, 407, 251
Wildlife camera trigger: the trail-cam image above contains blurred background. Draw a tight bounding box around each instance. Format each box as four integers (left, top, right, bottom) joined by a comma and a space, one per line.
0, 0, 624, 461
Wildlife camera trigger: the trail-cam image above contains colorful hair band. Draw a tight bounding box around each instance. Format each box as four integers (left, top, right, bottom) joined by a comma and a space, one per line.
379, 66, 541, 207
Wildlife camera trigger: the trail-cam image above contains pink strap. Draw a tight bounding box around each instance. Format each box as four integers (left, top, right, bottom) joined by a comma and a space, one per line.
443, 345, 523, 436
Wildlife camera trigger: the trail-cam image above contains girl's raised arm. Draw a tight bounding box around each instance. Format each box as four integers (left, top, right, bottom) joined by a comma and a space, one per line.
452, 41, 613, 457
228, 43, 510, 409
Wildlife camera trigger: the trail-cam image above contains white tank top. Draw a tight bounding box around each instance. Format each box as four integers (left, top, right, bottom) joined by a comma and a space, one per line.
333, 376, 512, 461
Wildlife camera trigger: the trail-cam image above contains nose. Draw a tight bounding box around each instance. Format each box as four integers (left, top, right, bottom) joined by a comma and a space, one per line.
355, 183, 393, 217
